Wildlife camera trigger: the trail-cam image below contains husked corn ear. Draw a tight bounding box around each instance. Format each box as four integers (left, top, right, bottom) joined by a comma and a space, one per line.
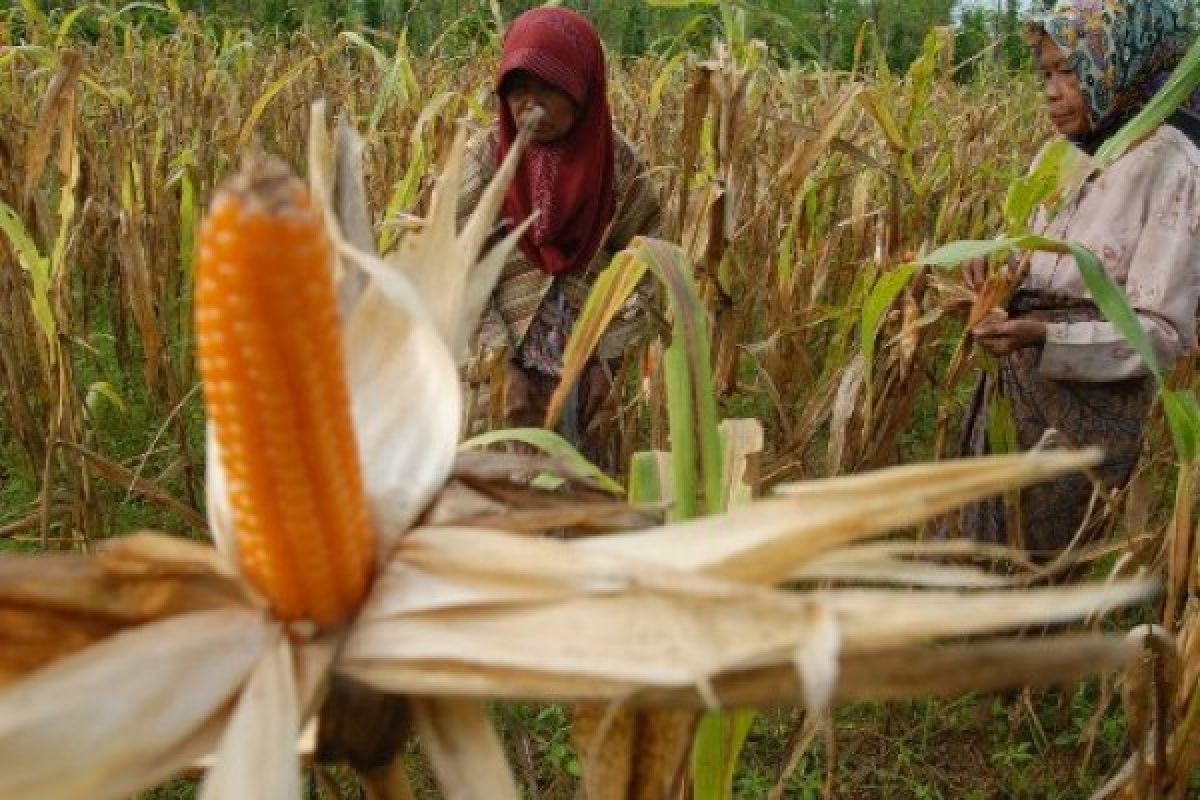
196, 152, 374, 630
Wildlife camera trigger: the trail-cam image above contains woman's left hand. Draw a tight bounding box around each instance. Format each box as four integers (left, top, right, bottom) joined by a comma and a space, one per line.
972, 310, 1047, 357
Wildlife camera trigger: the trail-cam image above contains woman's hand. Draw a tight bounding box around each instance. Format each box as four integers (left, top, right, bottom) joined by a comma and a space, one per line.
963, 257, 990, 291
972, 310, 1047, 357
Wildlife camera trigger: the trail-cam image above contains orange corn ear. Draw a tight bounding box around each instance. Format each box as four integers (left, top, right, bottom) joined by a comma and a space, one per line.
196, 153, 374, 630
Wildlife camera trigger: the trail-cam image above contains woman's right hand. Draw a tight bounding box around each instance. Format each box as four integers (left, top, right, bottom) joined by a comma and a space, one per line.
963, 257, 989, 291
973, 309, 1047, 356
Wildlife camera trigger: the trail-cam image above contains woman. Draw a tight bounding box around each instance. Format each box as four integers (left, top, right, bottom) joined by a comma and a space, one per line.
457, 8, 661, 460
960, 0, 1199, 560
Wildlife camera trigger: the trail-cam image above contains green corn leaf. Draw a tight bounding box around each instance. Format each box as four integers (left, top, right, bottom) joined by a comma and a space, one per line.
553, 237, 721, 519
54, 5, 93, 48
902, 30, 943, 145
1004, 138, 1090, 234
176, 151, 197, 289
545, 250, 650, 431
18, 0, 48, 32
663, 333, 700, 521
643, 0, 719, 7
918, 237, 1021, 269
379, 90, 457, 252
460, 428, 624, 495
338, 30, 388, 70
368, 38, 418, 139
0, 45, 54, 74
636, 238, 723, 519
85, 382, 128, 417
692, 710, 756, 800
986, 394, 1019, 457
238, 48, 328, 148
0, 200, 54, 347
628, 450, 672, 507
648, 51, 688, 113
861, 262, 919, 415
1162, 391, 1200, 464
1059, 239, 1164, 382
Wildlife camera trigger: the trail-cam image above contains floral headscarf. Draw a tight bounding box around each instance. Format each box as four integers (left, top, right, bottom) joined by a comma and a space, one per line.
1028, 0, 1197, 140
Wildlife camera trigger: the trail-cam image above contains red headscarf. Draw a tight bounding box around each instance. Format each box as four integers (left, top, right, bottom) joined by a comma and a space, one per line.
495, 8, 615, 277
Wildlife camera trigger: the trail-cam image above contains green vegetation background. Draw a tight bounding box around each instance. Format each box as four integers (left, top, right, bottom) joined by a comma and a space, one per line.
13, 0, 1030, 69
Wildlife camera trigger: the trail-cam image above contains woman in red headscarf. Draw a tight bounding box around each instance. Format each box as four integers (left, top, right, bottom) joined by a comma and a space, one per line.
457, 7, 661, 461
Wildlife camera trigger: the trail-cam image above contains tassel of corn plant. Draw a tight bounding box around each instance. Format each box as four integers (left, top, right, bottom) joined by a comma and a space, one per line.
195, 152, 374, 629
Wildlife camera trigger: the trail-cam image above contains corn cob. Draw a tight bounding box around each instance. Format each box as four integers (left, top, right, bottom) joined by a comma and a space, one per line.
196, 153, 374, 630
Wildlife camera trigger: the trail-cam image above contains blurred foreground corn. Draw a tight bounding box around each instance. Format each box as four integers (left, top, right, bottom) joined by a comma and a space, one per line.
195, 154, 374, 629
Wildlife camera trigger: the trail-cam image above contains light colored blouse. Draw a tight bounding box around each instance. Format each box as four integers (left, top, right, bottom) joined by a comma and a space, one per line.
1028, 125, 1200, 382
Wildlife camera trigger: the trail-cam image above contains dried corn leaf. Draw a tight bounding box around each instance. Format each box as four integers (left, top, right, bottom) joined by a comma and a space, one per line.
385, 122, 531, 361
0, 606, 125, 690
840, 635, 1140, 700
365, 525, 774, 618
343, 529, 1149, 710
22, 49, 82, 206
319, 123, 536, 550
342, 629, 1144, 712
778, 85, 862, 191
825, 581, 1155, 649
719, 418, 763, 509
0, 534, 247, 684
0, 540, 244, 623
334, 116, 376, 257
628, 634, 1145, 707
572, 704, 636, 800
828, 353, 863, 473
793, 542, 1019, 588
0, 609, 270, 800
409, 698, 519, 800
633, 709, 696, 799
199, 636, 298, 800
345, 577, 833, 699
422, 481, 656, 534
339, 239, 462, 550
578, 451, 1101, 582
309, 102, 373, 315
423, 453, 656, 534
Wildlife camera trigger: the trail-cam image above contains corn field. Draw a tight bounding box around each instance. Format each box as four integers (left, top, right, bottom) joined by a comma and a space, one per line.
0, 4, 1197, 799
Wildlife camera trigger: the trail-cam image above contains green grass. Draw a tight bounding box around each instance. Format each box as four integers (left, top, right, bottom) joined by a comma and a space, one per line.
130, 682, 1130, 798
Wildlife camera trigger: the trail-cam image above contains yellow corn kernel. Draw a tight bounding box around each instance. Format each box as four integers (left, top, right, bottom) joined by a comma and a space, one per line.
195, 153, 373, 630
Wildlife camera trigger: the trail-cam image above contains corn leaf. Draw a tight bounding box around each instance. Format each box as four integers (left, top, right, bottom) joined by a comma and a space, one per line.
410, 698, 519, 800
460, 428, 624, 495
692, 710, 755, 800
545, 249, 650, 430
237, 49, 326, 148
639, 238, 724, 519
0, 200, 54, 346
1004, 138, 1091, 234
861, 263, 919, 416
199, 637, 298, 800
0, 609, 270, 800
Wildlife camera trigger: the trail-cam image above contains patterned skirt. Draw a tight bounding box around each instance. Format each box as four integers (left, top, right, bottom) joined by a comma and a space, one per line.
959, 306, 1155, 559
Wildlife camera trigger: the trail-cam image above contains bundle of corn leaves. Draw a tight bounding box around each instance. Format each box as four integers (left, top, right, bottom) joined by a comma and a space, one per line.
0, 106, 1156, 800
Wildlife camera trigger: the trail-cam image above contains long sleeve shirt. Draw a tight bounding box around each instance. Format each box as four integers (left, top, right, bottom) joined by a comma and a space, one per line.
1027, 125, 1200, 382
